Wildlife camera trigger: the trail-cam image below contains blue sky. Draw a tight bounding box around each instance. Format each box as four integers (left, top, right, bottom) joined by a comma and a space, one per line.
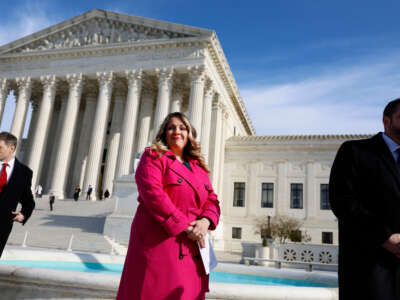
1, 0, 400, 135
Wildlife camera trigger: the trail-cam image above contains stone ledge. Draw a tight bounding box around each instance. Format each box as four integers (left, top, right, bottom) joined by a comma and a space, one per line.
0, 264, 118, 299
0, 260, 338, 300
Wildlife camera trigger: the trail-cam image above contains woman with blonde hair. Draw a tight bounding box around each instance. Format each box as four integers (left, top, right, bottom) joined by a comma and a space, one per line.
117, 112, 220, 300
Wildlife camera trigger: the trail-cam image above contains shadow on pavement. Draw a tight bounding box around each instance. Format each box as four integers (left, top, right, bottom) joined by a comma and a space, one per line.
40, 215, 106, 233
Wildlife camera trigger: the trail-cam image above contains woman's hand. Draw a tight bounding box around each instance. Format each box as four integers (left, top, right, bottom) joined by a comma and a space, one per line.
184, 225, 194, 233
186, 218, 210, 248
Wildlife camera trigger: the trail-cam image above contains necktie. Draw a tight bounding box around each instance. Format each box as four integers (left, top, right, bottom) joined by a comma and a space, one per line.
0, 163, 8, 193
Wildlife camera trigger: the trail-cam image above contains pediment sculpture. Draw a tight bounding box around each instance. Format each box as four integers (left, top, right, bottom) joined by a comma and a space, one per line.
11, 17, 193, 53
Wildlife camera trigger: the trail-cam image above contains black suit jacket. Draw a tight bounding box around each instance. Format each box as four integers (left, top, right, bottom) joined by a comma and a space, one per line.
0, 158, 35, 256
330, 133, 400, 300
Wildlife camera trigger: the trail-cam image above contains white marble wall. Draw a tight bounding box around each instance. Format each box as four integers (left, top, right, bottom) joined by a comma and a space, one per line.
219, 136, 370, 251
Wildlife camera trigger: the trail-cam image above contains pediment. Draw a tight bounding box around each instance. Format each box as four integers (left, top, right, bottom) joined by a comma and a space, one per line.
0, 9, 212, 55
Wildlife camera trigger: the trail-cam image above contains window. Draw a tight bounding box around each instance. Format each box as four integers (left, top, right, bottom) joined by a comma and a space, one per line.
290, 183, 303, 209
232, 227, 242, 239
233, 182, 245, 207
320, 184, 330, 210
322, 232, 333, 244
261, 183, 274, 208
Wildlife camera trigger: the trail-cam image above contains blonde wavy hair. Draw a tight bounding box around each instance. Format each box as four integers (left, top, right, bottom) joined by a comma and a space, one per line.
150, 112, 210, 172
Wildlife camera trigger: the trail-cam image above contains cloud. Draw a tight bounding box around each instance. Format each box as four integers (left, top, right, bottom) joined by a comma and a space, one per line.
240, 53, 400, 135
0, 2, 57, 46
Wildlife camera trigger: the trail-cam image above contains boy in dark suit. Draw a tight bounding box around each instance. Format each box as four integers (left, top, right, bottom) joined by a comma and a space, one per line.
0, 132, 35, 257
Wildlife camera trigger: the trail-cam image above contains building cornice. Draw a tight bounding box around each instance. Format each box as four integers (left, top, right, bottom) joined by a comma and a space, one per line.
227, 134, 373, 145
207, 33, 255, 135
0, 37, 207, 62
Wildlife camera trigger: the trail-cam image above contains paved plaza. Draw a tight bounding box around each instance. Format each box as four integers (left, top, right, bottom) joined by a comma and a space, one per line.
4, 196, 241, 263
6, 197, 116, 254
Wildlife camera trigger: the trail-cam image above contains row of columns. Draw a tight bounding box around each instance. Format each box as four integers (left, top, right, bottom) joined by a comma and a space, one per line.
0, 65, 222, 199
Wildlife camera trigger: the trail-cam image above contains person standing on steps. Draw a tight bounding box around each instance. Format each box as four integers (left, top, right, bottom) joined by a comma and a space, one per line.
73, 186, 81, 201
86, 185, 93, 200
49, 193, 55, 211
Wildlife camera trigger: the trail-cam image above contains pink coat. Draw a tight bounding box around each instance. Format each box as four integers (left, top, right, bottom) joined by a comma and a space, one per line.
116, 148, 220, 300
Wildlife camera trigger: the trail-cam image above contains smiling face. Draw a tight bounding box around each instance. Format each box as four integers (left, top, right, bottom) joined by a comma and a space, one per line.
165, 116, 188, 157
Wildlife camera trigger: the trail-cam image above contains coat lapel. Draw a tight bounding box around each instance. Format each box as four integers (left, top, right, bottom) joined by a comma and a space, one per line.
166, 153, 202, 200
373, 133, 400, 187
1, 158, 20, 197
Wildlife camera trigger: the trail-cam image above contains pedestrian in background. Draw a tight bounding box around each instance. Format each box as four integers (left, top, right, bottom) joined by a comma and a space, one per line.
49, 193, 55, 211
103, 189, 110, 200
35, 184, 42, 199
73, 186, 80, 201
86, 185, 93, 200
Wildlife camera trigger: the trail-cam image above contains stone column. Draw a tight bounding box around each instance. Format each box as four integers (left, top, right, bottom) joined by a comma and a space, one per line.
277, 161, 288, 215
0, 78, 10, 124
208, 99, 226, 251
208, 96, 224, 188
44, 96, 67, 191
248, 162, 258, 217
26, 75, 57, 187
82, 72, 113, 200
170, 86, 183, 113
200, 80, 214, 163
71, 93, 97, 192
152, 67, 173, 139
305, 161, 316, 219
11, 77, 32, 153
115, 70, 142, 179
23, 101, 40, 164
188, 65, 205, 138
49, 74, 83, 198
135, 89, 155, 156
217, 108, 229, 196
102, 93, 124, 193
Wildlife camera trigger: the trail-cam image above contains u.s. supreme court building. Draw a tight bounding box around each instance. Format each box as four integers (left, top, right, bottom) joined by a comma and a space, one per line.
0, 9, 367, 251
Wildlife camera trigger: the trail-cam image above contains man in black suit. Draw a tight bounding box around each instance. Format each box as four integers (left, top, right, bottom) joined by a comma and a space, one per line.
0, 132, 35, 257
330, 98, 400, 300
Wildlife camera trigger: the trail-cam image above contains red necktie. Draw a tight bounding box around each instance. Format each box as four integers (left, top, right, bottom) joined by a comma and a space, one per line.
0, 163, 8, 193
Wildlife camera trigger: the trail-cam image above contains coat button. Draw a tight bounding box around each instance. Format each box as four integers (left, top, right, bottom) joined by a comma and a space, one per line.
178, 178, 183, 183
205, 184, 209, 190
179, 254, 184, 260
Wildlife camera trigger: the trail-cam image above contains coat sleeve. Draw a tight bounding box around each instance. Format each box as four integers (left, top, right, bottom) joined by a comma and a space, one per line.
20, 168, 35, 225
329, 141, 392, 246
200, 175, 220, 231
135, 149, 190, 237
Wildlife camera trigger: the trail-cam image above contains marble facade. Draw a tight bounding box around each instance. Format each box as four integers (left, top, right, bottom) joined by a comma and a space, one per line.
0, 9, 254, 201
221, 134, 370, 251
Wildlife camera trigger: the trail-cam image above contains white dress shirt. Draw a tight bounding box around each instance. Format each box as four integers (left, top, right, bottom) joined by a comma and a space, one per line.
0, 157, 15, 184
